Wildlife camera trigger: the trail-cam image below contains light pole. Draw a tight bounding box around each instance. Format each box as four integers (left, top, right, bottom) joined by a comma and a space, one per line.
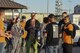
47, 0, 49, 15
68, 0, 72, 14
11, 0, 15, 18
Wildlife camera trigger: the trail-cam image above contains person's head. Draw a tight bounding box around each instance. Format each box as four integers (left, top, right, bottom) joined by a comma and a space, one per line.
43, 17, 49, 24
31, 12, 36, 19
12, 18, 16, 24
62, 12, 68, 18
21, 16, 26, 22
0, 9, 5, 21
48, 14, 55, 22
64, 15, 70, 24
12, 16, 20, 24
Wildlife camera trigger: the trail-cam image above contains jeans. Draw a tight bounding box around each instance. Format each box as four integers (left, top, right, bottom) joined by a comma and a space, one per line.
0, 43, 5, 53
45, 46, 59, 53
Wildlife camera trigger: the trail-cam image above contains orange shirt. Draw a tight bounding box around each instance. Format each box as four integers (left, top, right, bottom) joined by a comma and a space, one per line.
20, 21, 26, 29
0, 19, 6, 43
20, 21, 27, 39
63, 24, 73, 44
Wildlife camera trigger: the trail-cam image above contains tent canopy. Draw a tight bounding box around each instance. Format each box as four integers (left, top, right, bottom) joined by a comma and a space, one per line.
0, 0, 27, 9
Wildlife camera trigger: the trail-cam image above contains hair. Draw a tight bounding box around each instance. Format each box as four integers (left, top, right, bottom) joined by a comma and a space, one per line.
48, 14, 55, 19
43, 17, 49, 23
15, 17, 20, 23
21, 16, 26, 19
0, 9, 5, 16
65, 15, 69, 18
62, 12, 67, 15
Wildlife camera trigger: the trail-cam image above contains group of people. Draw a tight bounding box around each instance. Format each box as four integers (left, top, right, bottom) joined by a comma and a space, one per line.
0, 9, 75, 53
44, 12, 74, 53
0, 9, 41, 53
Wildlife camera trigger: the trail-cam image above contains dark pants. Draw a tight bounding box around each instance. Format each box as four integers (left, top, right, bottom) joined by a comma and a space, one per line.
63, 43, 73, 53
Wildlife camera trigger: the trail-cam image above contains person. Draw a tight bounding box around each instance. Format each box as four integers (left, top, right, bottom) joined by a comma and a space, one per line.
20, 16, 27, 40
62, 15, 73, 53
0, 9, 11, 53
20, 16, 27, 53
6, 18, 16, 53
40, 17, 49, 49
3, 18, 8, 32
11, 17, 23, 53
25, 12, 40, 53
58, 12, 68, 35
7, 18, 16, 31
44, 14, 59, 53
58, 12, 68, 53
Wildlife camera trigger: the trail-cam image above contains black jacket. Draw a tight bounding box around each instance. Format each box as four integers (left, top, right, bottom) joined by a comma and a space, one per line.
25, 19, 40, 40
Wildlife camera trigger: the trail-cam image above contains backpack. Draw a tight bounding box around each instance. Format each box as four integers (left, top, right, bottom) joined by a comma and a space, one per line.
71, 24, 76, 38
65, 23, 79, 39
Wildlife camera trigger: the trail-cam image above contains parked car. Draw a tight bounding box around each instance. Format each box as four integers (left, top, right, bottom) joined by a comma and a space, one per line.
73, 30, 80, 46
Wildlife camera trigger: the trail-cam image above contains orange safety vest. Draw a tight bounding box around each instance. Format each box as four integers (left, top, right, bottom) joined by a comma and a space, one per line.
63, 24, 73, 44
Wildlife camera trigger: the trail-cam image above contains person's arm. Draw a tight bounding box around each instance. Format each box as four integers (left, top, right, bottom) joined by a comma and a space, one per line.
58, 19, 64, 34
68, 24, 73, 35
36, 20, 41, 30
0, 29, 6, 37
25, 20, 30, 31
44, 32, 47, 38
5, 32, 12, 38
64, 24, 73, 35
44, 24, 49, 38
0, 29, 10, 39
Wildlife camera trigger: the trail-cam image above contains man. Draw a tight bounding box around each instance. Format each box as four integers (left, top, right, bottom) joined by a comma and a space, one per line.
45, 14, 59, 53
0, 9, 11, 53
58, 12, 68, 53
20, 16, 27, 53
62, 15, 73, 53
40, 17, 49, 48
25, 12, 40, 53
58, 12, 68, 35
20, 16, 27, 39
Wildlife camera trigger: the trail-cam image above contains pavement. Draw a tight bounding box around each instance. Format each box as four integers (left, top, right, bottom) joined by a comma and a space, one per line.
39, 46, 80, 53
73, 46, 80, 53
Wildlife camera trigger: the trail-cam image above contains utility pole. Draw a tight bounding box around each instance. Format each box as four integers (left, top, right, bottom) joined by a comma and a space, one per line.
68, 0, 72, 14
11, 0, 15, 18
47, 0, 49, 15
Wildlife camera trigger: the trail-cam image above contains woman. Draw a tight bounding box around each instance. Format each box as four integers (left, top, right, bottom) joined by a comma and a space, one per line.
11, 17, 23, 53
0, 9, 10, 53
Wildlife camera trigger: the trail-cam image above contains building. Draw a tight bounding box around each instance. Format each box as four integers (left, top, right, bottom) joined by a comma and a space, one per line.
0, 0, 27, 19
0, 0, 27, 9
74, 5, 80, 14
70, 14, 80, 25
